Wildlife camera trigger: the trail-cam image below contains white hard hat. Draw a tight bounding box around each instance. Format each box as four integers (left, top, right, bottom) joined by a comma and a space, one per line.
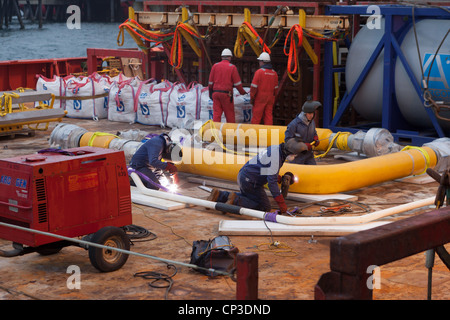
221, 48, 233, 57
257, 52, 271, 62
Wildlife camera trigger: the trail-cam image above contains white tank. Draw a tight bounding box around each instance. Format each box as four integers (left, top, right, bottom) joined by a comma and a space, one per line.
345, 18, 450, 132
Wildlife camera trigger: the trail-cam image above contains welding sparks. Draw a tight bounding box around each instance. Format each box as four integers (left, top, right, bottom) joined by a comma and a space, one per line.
160, 175, 178, 193
167, 183, 178, 193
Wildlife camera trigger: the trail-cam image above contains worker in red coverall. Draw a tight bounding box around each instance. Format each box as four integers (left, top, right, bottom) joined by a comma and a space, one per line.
208, 48, 247, 123
250, 52, 279, 125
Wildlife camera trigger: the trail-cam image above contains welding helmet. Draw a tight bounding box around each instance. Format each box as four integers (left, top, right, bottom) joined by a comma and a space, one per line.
302, 100, 322, 113
221, 48, 233, 57
161, 133, 183, 162
257, 52, 271, 62
284, 138, 307, 155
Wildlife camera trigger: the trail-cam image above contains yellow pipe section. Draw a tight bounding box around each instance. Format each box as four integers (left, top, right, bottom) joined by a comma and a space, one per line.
199, 121, 333, 151
80, 132, 118, 149
177, 145, 437, 194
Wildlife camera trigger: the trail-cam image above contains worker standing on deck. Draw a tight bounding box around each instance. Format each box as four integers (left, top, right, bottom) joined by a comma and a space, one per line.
208, 48, 247, 123
129, 133, 182, 190
207, 139, 306, 214
250, 52, 279, 125
284, 99, 321, 165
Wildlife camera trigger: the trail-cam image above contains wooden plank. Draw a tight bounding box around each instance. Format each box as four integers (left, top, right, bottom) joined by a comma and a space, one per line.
187, 176, 358, 202
130, 188, 191, 211
218, 220, 391, 237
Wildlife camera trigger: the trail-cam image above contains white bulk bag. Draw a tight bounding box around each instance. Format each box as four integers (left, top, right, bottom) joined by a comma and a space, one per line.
136, 80, 173, 127
65, 76, 109, 120
108, 77, 146, 123
35, 75, 66, 109
233, 87, 252, 123
166, 82, 202, 128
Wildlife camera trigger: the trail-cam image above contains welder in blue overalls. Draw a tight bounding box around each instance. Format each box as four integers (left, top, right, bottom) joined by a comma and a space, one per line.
207, 139, 306, 214
129, 133, 182, 190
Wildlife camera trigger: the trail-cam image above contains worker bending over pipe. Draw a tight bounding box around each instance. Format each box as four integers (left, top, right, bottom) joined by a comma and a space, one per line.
207, 139, 307, 214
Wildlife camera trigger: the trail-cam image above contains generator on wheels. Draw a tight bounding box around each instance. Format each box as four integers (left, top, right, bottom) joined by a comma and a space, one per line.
0, 147, 133, 272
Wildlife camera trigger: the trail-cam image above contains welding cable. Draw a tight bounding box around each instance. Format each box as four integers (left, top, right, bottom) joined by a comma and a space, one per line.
134, 264, 177, 300
284, 24, 303, 82
123, 224, 157, 243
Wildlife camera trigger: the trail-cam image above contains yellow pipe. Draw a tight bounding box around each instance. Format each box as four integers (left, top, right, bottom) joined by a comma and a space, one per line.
199, 121, 333, 151
80, 132, 118, 149
177, 145, 437, 194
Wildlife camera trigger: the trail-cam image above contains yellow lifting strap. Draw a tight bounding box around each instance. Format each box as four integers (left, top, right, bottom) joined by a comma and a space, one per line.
170, 7, 203, 69
298, 10, 318, 65
284, 10, 319, 83
234, 8, 271, 58
401, 146, 431, 175
0, 92, 20, 116
199, 120, 258, 157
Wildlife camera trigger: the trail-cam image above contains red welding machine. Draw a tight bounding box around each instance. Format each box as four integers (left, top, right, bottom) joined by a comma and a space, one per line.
0, 147, 133, 272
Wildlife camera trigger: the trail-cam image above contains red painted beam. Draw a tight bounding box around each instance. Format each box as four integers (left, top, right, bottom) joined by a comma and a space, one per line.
315, 206, 450, 299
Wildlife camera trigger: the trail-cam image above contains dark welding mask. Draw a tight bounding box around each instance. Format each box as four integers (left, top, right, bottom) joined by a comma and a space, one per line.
161, 133, 183, 162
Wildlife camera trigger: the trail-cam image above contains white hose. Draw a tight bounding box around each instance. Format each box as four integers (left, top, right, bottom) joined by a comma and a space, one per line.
130, 173, 435, 226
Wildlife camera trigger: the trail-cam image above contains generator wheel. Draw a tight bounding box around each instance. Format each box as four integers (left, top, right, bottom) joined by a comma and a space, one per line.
88, 226, 130, 272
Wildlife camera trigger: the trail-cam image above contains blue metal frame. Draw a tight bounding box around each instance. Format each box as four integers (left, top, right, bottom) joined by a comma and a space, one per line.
323, 5, 450, 145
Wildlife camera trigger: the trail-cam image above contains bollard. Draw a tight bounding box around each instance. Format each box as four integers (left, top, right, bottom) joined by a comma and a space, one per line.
236, 252, 258, 300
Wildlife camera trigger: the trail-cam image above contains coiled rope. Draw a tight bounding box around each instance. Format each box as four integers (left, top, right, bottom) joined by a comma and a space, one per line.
284, 24, 303, 82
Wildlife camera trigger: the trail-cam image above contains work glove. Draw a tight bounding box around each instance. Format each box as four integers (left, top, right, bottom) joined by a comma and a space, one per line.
165, 162, 178, 174
313, 135, 319, 147
274, 194, 288, 214
171, 172, 179, 185
305, 143, 312, 151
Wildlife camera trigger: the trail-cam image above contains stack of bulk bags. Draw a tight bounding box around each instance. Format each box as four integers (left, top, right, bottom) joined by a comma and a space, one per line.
65, 75, 110, 120
166, 82, 202, 128
108, 76, 147, 123
198, 87, 251, 123
35, 75, 67, 109
135, 80, 173, 127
